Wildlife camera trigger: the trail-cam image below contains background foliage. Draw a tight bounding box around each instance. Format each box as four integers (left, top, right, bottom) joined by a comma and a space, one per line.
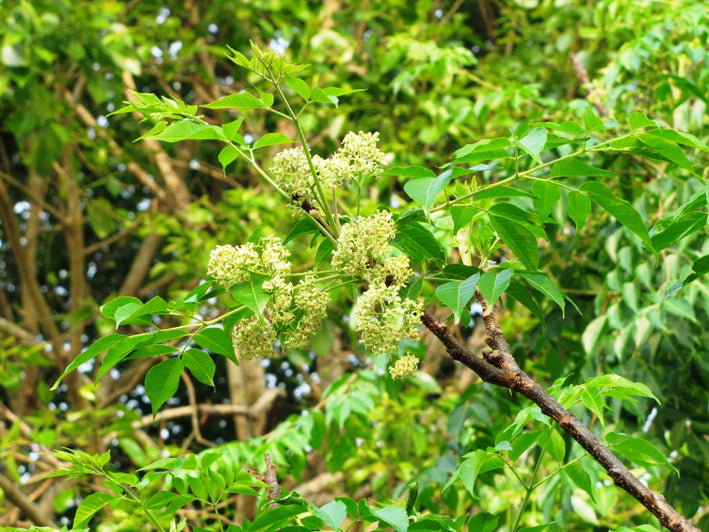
1, 0, 708, 530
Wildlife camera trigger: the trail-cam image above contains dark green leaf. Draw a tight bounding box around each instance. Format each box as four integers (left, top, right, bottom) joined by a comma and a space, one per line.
230, 275, 270, 316
651, 211, 706, 250
73, 492, 113, 528
194, 327, 234, 358
284, 217, 321, 244
488, 215, 539, 271
532, 180, 561, 220
472, 185, 534, 201
450, 204, 477, 232
392, 222, 444, 265
684, 254, 709, 284
519, 272, 565, 313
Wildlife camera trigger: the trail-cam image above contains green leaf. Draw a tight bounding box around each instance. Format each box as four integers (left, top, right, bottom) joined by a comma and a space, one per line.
582, 315, 607, 355
145, 358, 184, 416
249, 504, 310, 531
478, 268, 513, 305
194, 327, 235, 359
222, 118, 245, 141
114, 296, 169, 327
403, 170, 453, 214
52, 334, 125, 389
311, 500, 347, 530
253, 133, 294, 149
586, 373, 660, 403
381, 166, 436, 178
549, 159, 615, 179
459, 450, 505, 499
467, 513, 499, 532
684, 254, 709, 284
580, 388, 607, 427
583, 108, 605, 133
149, 121, 225, 143
230, 275, 270, 315
285, 75, 311, 100
519, 272, 565, 313
506, 279, 546, 330
392, 222, 444, 265
284, 217, 321, 244
202, 92, 268, 109
450, 204, 477, 232
638, 132, 693, 171
73, 492, 114, 528
563, 461, 597, 503
315, 238, 335, 267
435, 274, 480, 323
650, 211, 706, 250
606, 433, 674, 469
183, 349, 216, 387
629, 111, 657, 131
533, 121, 584, 136
473, 185, 534, 201
567, 190, 592, 229
371, 505, 409, 532
452, 138, 512, 164
218, 146, 240, 174
488, 214, 539, 271
532, 180, 561, 220
518, 127, 547, 164
580, 181, 653, 250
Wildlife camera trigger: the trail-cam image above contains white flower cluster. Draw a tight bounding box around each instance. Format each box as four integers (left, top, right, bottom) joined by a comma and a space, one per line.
389, 354, 419, 380
208, 236, 291, 288
331, 210, 423, 358
270, 131, 385, 210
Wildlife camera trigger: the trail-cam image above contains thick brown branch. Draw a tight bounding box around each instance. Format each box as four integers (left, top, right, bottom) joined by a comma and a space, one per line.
420, 303, 699, 532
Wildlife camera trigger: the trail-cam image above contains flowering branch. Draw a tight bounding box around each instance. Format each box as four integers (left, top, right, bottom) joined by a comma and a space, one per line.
420, 291, 699, 532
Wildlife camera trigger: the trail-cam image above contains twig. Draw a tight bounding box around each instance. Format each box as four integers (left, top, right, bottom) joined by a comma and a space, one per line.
420, 289, 700, 532
0, 472, 56, 528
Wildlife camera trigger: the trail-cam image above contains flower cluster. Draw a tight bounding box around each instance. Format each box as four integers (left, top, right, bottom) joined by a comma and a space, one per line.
331, 210, 396, 277
388, 354, 420, 380
270, 132, 385, 210
351, 283, 423, 356
282, 277, 330, 350
232, 316, 277, 360
207, 236, 290, 288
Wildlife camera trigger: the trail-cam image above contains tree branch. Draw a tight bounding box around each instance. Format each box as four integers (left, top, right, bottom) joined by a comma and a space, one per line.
0, 472, 57, 528
420, 291, 699, 532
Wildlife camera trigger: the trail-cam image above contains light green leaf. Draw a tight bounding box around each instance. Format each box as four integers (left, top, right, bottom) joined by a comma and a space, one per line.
606, 433, 674, 470
73, 492, 114, 528
452, 138, 512, 164
478, 268, 514, 305
532, 180, 561, 220
629, 111, 657, 131
202, 92, 268, 109
435, 274, 480, 323
563, 461, 597, 503
567, 190, 591, 229
580, 388, 607, 427
149, 121, 225, 143
459, 450, 506, 499
518, 127, 547, 164
638, 132, 693, 171
52, 334, 126, 389
473, 185, 535, 201
230, 275, 270, 315
651, 211, 706, 250
684, 254, 709, 284
403, 170, 453, 214
218, 146, 240, 174
583, 108, 605, 133
371, 505, 408, 532
582, 315, 606, 355
183, 349, 215, 387
311, 500, 347, 531
580, 181, 653, 250
253, 133, 294, 149
145, 358, 184, 417
285, 75, 311, 100
519, 272, 565, 312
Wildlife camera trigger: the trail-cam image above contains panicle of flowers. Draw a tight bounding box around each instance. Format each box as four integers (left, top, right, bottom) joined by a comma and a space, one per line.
270, 147, 317, 207
389, 354, 420, 380
282, 276, 330, 350
366, 255, 412, 289
331, 210, 395, 277
337, 131, 385, 185
208, 243, 260, 287
351, 283, 423, 356
232, 316, 277, 360
261, 235, 291, 277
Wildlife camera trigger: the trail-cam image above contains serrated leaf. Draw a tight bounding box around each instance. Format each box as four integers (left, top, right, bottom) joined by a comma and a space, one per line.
253, 133, 293, 149
581, 181, 653, 249
519, 272, 565, 313
435, 274, 480, 323
202, 92, 268, 109
567, 190, 591, 229
532, 180, 561, 220
193, 327, 234, 362
478, 268, 513, 305
183, 349, 215, 387
149, 121, 225, 143
52, 334, 126, 389
488, 215, 539, 271
549, 159, 615, 178
285, 75, 311, 99
145, 358, 183, 416
73, 492, 114, 528
518, 127, 547, 164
